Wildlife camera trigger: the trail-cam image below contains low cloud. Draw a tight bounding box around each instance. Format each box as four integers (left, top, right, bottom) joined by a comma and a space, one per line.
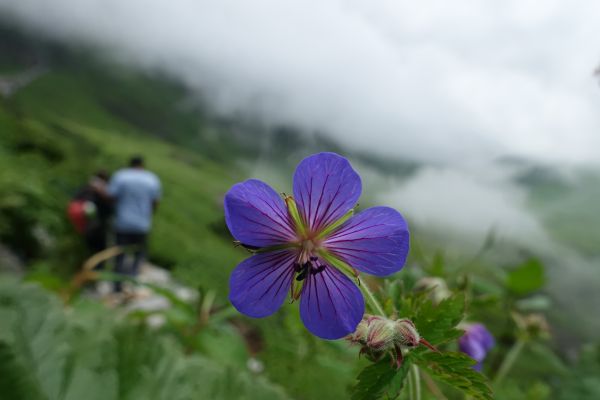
1, 0, 600, 163
379, 164, 547, 242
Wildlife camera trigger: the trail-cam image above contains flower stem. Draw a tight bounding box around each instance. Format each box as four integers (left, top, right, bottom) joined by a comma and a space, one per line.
359, 280, 386, 317
408, 364, 421, 400
493, 338, 526, 386
422, 371, 447, 400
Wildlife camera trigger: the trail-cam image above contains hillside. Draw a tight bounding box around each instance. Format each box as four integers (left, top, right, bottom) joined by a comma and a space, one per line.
0, 27, 367, 399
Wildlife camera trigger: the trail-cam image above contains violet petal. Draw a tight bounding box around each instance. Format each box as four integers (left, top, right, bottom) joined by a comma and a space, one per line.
293, 153, 361, 233
224, 179, 296, 247
299, 266, 364, 339
324, 206, 409, 276
229, 250, 296, 318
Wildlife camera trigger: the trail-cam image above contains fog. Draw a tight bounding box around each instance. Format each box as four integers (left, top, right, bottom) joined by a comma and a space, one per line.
380, 165, 547, 242
1, 0, 600, 164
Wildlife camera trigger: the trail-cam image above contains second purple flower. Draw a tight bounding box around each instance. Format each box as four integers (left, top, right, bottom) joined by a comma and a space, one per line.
224, 152, 410, 339
459, 323, 495, 371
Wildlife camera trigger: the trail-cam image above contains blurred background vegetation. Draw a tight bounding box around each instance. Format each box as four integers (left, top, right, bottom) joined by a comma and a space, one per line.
1, 20, 600, 400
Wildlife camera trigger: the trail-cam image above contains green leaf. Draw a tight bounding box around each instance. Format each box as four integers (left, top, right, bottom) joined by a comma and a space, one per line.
0, 280, 292, 400
351, 357, 410, 400
411, 293, 466, 347
413, 351, 493, 400
0, 341, 45, 400
506, 259, 545, 296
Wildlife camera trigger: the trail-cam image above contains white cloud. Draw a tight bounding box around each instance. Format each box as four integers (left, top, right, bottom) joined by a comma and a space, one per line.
1, 0, 599, 163
379, 164, 547, 241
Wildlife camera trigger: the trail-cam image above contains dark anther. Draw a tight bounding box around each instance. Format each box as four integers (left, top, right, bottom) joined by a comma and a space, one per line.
296, 270, 308, 281
295, 262, 310, 281
313, 265, 326, 275
310, 256, 318, 261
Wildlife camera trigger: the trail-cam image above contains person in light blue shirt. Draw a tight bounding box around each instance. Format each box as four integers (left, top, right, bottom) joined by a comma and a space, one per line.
108, 156, 161, 292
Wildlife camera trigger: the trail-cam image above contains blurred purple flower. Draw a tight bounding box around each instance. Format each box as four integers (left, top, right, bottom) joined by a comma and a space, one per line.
459, 323, 495, 371
224, 152, 409, 339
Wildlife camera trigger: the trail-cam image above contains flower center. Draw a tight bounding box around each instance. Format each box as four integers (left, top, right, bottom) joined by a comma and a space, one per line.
289, 241, 326, 301
301, 238, 316, 252
298, 238, 322, 263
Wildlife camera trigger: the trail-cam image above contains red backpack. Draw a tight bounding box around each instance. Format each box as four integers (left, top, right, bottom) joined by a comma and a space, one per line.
67, 200, 88, 234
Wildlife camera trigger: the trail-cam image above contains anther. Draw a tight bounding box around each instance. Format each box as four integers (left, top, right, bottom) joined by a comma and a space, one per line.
313, 265, 326, 275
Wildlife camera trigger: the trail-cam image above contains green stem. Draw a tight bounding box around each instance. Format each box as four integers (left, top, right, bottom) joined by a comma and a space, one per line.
359, 280, 386, 317
493, 338, 526, 386
408, 364, 421, 400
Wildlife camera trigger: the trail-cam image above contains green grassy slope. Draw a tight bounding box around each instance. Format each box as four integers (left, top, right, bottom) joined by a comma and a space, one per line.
2, 69, 245, 294
0, 62, 362, 399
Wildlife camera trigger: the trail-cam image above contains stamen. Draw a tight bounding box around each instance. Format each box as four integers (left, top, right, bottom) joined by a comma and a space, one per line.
295, 262, 310, 281
296, 270, 308, 281
313, 265, 326, 275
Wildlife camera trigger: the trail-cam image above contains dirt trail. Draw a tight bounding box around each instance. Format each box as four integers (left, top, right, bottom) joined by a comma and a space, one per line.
88, 261, 198, 323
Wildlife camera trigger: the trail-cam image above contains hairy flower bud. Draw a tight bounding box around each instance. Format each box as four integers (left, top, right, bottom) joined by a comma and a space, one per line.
348, 317, 370, 345
366, 317, 397, 351
395, 319, 420, 348
348, 314, 438, 368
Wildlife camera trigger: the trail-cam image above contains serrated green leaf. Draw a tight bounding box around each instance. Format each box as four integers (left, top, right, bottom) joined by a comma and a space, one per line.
413, 351, 493, 400
506, 258, 545, 296
351, 357, 411, 400
412, 293, 466, 347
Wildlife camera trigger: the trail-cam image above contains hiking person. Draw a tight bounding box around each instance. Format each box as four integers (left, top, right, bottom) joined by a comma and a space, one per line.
107, 156, 161, 292
68, 170, 112, 266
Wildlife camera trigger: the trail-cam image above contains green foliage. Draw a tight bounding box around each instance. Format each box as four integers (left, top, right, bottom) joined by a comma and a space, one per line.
557, 344, 600, 400
412, 352, 492, 400
0, 279, 291, 400
506, 259, 545, 296
0, 341, 45, 400
411, 293, 466, 347
390, 285, 465, 347
351, 357, 410, 400
351, 288, 491, 400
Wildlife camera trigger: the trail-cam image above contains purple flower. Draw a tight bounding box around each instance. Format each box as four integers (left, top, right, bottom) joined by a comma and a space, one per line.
224, 152, 409, 339
458, 323, 495, 371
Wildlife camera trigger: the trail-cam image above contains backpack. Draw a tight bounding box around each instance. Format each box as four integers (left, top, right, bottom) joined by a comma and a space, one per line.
67, 199, 97, 234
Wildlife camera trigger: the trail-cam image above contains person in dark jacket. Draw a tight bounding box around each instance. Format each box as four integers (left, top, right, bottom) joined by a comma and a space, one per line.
74, 170, 113, 266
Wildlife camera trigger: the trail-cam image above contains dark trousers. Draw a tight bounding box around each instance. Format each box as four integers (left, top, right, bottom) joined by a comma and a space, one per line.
114, 232, 147, 292
85, 226, 108, 270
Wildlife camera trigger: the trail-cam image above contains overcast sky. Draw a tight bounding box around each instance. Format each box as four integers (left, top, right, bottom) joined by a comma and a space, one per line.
1, 0, 600, 164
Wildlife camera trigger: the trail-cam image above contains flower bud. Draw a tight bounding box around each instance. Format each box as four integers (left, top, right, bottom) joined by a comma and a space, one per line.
513, 312, 550, 340
395, 319, 420, 348
347, 315, 438, 369
348, 316, 370, 345
366, 318, 397, 351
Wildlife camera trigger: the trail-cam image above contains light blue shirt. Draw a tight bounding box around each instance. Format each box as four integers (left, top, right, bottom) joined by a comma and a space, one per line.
108, 168, 161, 233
